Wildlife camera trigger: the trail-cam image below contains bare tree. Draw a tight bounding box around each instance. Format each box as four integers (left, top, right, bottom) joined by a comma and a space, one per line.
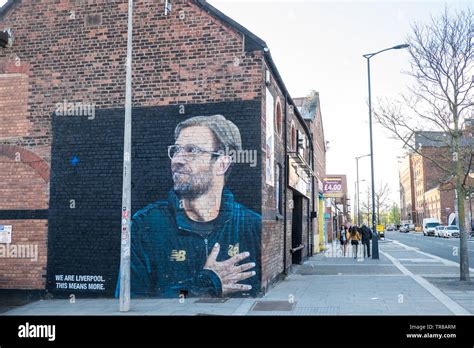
361, 186, 372, 226
360, 183, 392, 225
374, 8, 473, 280
375, 183, 391, 225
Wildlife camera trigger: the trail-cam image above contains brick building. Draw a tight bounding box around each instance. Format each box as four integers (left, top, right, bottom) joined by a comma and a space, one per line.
399, 154, 415, 223
0, 0, 325, 296
294, 93, 327, 252
399, 128, 473, 227
424, 185, 455, 225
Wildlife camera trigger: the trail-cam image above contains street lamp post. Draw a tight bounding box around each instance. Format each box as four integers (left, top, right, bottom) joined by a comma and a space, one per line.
355, 154, 370, 225
357, 179, 366, 225
119, 0, 134, 312
363, 44, 409, 260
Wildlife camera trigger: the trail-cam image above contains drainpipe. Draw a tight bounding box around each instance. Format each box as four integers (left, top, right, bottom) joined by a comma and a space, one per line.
283, 92, 288, 275
310, 142, 315, 257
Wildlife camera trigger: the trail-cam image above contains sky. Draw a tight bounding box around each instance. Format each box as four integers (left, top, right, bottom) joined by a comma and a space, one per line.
1, 0, 471, 210
206, 0, 472, 209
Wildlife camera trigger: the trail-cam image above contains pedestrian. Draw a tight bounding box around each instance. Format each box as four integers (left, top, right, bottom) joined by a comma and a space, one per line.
359, 224, 371, 258
349, 226, 361, 259
338, 225, 348, 257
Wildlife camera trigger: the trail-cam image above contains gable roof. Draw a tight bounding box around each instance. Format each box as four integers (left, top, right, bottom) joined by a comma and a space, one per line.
414, 131, 474, 149
193, 0, 267, 52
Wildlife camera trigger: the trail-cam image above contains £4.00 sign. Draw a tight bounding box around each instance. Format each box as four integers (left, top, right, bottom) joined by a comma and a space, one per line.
323, 177, 343, 198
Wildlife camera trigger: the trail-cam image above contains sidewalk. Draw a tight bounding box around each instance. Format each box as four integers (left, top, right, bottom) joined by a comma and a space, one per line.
3, 239, 473, 316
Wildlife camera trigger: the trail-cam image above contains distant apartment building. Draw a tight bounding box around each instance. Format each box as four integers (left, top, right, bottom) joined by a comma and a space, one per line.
424, 185, 455, 225
399, 154, 416, 223
399, 121, 474, 227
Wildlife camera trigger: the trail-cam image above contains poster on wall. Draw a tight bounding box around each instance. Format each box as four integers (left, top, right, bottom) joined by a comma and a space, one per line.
265, 88, 274, 186
0, 225, 12, 244
47, 101, 262, 298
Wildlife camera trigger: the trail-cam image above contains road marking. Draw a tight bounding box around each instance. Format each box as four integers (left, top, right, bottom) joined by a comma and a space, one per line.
381, 251, 470, 315
397, 258, 441, 263
389, 239, 474, 272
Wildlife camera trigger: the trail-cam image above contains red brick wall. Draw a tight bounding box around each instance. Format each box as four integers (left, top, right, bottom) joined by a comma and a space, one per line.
261, 72, 284, 291
422, 147, 451, 192
0, 220, 48, 289
0, 152, 48, 289
0, 73, 30, 139
440, 189, 455, 225
0, 55, 50, 291
1, 0, 263, 140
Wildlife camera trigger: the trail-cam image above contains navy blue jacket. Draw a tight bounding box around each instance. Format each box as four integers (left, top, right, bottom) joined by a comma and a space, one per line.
116, 188, 261, 298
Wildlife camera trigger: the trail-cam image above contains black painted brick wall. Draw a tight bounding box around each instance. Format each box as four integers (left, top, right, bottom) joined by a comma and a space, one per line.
46, 99, 262, 296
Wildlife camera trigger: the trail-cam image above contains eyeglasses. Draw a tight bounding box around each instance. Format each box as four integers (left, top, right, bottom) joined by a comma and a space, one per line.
167, 144, 222, 161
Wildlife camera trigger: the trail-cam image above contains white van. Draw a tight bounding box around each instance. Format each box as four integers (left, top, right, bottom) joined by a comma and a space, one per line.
423, 218, 440, 236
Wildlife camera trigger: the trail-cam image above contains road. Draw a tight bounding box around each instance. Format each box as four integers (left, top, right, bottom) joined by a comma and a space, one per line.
385, 230, 474, 268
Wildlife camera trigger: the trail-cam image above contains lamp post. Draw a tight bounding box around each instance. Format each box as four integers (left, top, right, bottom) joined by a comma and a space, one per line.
357, 179, 366, 225
356, 154, 370, 225
119, 0, 134, 312
363, 44, 409, 259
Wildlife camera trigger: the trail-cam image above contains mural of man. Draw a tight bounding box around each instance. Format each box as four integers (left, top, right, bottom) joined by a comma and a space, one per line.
121, 114, 261, 298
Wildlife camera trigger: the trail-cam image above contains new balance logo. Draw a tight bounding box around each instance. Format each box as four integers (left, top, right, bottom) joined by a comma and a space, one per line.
170, 250, 186, 261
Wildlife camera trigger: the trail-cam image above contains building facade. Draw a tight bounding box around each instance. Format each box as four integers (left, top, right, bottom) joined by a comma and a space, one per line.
399, 154, 416, 223
399, 128, 473, 228
0, 0, 326, 296
424, 185, 455, 225
294, 93, 327, 252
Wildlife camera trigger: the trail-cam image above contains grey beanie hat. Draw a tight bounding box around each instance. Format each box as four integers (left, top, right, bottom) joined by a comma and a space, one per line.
174, 114, 242, 151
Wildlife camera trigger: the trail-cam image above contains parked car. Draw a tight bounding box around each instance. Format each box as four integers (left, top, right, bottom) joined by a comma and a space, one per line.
435, 225, 446, 237
399, 224, 410, 233
443, 226, 460, 238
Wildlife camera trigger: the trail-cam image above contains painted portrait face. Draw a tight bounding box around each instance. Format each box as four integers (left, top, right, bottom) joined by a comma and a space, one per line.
170, 126, 221, 199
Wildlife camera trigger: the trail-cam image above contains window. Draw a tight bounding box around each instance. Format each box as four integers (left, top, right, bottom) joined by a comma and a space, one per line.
275, 100, 283, 136
290, 123, 296, 151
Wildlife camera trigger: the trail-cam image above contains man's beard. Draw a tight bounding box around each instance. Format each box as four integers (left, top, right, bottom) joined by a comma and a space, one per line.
172, 165, 214, 199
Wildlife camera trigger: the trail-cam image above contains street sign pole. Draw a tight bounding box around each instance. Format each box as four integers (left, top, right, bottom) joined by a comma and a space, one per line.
119, 0, 134, 312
